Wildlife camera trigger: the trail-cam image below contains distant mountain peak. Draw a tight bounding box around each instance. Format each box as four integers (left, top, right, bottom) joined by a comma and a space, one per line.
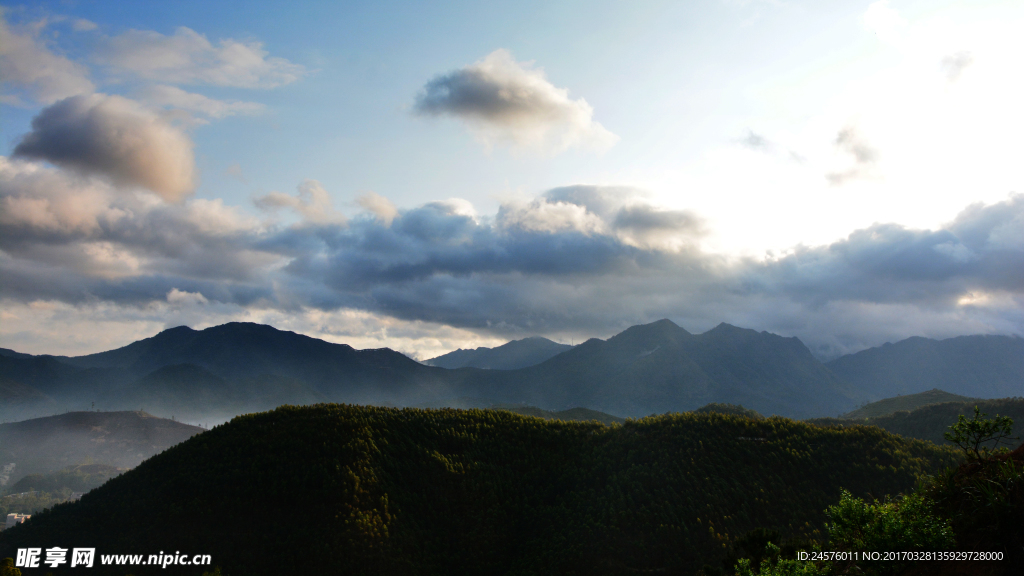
424, 336, 572, 370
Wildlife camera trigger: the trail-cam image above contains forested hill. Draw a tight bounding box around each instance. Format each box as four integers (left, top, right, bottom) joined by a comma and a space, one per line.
0, 404, 953, 575
810, 397, 1024, 446
840, 388, 983, 419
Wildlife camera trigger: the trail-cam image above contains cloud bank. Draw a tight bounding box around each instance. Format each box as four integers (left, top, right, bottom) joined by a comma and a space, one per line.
3, 152, 1022, 358
414, 49, 617, 153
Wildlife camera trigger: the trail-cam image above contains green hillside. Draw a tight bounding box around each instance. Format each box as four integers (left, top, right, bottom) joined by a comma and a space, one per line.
691, 403, 764, 419
493, 404, 626, 425
0, 404, 953, 575
809, 398, 1024, 446
840, 388, 983, 419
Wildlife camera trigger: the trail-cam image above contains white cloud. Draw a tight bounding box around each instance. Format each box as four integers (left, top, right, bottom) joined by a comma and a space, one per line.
356, 192, 398, 226
138, 84, 265, 121
72, 19, 98, 32
96, 26, 307, 88
167, 288, 208, 305
414, 49, 618, 153
0, 12, 95, 104
255, 179, 347, 225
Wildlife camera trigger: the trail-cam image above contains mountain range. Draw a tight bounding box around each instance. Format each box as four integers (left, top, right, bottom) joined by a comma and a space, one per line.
422, 336, 572, 369
1, 320, 1022, 422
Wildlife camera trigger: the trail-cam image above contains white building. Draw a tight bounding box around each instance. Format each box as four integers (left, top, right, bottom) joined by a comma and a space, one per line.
3, 513, 30, 530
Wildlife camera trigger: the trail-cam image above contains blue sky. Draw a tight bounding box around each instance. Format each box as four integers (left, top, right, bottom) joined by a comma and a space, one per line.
2, 0, 1023, 359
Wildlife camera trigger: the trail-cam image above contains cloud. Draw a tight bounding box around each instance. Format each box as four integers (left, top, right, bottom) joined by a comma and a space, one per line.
2, 164, 1023, 358
740, 129, 773, 152
826, 126, 879, 186
138, 85, 265, 122
167, 288, 208, 306
0, 12, 95, 104
941, 51, 974, 82
357, 192, 398, 226
413, 49, 618, 153
255, 179, 346, 225
225, 163, 247, 184
12, 94, 196, 202
95, 26, 307, 88
0, 157, 272, 290
72, 19, 98, 32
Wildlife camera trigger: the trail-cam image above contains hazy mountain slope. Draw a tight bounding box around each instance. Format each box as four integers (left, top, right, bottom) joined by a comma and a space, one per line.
0, 411, 204, 485
446, 319, 857, 418
8, 463, 124, 495
423, 336, 572, 369
0, 377, 51, 405
11, 320, 1021, 424
62, 322, 453, 406
446, 319, 714, 415
0, 354, 83, 395
841, 388, 983, 419
826, 334, 1024, 400
0, 348, 34, 359
683, 323, 859, 417
0, 404, 953, 575
0, 377, 56, 422
97, 364, 330, 419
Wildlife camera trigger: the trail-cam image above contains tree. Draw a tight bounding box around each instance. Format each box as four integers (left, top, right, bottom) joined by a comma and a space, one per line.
0, 558, 22, 576
943, 406, 1016, 460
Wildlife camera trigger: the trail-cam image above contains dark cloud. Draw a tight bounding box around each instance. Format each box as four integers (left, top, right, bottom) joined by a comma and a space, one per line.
413, 49, 616, 151
13, 94, 195, 201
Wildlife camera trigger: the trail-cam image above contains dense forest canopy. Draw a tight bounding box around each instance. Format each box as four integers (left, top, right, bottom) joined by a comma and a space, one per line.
0, 404, 954, 575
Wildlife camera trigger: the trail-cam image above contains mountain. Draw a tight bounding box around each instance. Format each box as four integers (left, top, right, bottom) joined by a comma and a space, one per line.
9, 319, 1020, 424
423, 336, 572, 369
67, 322, 454, 405
0, 377, 52, 408
808, 397, 1024, 447
0, 411, 204, 488
826, 334, 1024, 401
840, 388, 983, 419
445, 320, 859, 418
0, 404, 953, 575
0, 319, 863, 421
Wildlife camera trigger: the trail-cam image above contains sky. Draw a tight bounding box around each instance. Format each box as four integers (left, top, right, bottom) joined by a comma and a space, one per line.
1, 0, 1023, 360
